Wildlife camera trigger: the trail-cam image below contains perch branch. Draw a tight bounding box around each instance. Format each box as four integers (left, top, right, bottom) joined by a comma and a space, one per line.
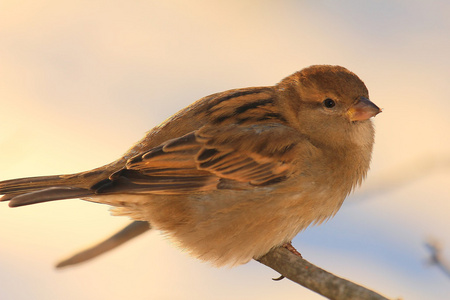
57, 221, 391, 299
425, 239, 450, 278
257, 246, 390, 300
56, 221, 150, 268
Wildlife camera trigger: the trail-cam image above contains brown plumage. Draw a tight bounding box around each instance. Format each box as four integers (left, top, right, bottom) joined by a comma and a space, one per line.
0, 65, 381, 267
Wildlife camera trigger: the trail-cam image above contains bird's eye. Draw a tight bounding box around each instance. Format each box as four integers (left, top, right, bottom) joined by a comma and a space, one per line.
323, 98, 336, 108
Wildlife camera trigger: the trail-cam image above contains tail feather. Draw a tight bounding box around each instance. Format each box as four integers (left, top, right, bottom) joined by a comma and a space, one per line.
8, 187, 92, 207
0, 175, 66, 195
0, 173, 102, 207
0, 194, 16, 201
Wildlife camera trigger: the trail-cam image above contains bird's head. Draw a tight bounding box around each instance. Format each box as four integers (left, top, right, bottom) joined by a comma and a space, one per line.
277, 65, 381, 148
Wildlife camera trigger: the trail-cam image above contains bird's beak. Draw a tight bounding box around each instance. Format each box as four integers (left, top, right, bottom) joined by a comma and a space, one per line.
347, 97, 381, 121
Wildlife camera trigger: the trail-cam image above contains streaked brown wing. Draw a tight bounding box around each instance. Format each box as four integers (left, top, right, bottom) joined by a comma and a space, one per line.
195, 124, 300, 185
95, 123, 301, 194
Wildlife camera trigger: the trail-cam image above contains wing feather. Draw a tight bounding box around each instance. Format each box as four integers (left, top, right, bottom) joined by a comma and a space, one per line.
94, 124, 302, 195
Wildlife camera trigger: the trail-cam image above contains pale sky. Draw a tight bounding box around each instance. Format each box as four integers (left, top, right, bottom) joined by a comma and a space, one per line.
1, 1, 449, 299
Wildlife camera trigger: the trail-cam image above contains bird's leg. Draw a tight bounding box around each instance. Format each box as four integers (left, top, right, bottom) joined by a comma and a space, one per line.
282, 241, 302, 258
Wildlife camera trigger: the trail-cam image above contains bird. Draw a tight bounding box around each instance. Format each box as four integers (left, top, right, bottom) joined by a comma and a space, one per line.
0, 65, 381, 267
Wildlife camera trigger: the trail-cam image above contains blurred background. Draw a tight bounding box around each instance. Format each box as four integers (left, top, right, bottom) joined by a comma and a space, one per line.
1, 1, 449, 299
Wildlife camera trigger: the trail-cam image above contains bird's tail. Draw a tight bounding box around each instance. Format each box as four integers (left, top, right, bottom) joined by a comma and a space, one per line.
0, 170, 105, 207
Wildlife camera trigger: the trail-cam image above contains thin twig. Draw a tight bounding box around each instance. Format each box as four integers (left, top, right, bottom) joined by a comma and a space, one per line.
57, 221, 391, 299
425, 239, 450, 278
257, 247, 391, 300
56, 221, 150, 268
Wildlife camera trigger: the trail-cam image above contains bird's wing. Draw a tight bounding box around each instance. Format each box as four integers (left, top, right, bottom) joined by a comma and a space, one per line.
94, 123, 303, 194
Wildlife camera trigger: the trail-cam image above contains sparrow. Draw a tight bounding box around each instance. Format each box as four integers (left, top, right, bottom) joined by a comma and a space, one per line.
0, 65, 381, 267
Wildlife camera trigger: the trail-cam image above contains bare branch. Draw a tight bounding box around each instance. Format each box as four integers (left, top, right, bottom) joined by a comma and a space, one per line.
57, 221, 391, 299
425, 239, 450, 278
257, 247, 391, 300
56, 221, 150, 268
